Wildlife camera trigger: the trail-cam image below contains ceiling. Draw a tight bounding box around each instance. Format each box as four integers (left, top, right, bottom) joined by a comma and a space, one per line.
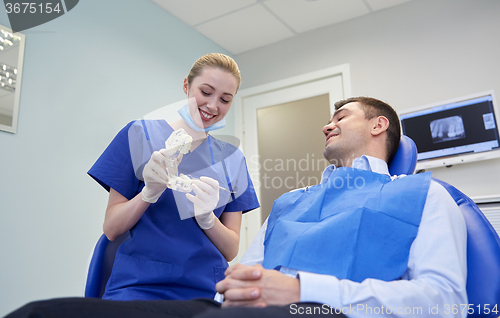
150, 0, 412, 55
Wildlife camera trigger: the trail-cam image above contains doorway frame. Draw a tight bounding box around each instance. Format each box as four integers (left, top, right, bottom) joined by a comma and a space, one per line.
232, 64, 352, 258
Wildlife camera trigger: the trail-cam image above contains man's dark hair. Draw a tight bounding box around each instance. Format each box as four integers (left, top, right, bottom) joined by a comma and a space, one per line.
334, 97, 401, 163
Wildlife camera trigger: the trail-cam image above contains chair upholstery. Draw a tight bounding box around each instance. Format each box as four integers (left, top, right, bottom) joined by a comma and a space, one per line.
84, 232, 129, 298
433, 179, 500, 318
388, 135, 418, 176
390, 135, 500, 318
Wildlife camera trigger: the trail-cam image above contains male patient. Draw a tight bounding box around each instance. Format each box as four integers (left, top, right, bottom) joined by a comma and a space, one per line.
6, 97, 467, 318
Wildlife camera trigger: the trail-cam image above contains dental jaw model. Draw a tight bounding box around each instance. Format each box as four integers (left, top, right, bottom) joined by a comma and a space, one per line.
164, 129, 194, 192
164, 128, 231, 194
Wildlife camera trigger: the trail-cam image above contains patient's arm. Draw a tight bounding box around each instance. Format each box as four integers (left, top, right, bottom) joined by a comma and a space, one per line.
298, 181, 468, 318
238, 218, 268, 266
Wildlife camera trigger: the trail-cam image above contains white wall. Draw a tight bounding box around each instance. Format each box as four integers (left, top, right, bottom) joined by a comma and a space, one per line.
234, 0, 500, 198
0, 0, 232, 315
2, 0, 500, 315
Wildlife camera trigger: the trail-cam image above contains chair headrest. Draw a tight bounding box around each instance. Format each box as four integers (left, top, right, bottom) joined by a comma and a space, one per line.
388, 135, 418, 176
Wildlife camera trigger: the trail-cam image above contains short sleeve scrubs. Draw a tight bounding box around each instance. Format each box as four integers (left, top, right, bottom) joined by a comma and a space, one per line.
88, 120, 259, 301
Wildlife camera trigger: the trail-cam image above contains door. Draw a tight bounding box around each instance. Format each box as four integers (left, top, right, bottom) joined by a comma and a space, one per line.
233, 64, 351, 261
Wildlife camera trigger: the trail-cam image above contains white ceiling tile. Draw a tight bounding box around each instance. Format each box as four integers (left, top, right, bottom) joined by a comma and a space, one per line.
264, 0, 370, 34
149, 0, 413, 53
364, 0, 412, 12
150, 0, 257, 26
195, 4, 295, 54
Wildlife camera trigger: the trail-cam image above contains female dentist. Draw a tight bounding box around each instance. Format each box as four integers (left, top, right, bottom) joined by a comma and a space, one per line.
88, 53, 259, 301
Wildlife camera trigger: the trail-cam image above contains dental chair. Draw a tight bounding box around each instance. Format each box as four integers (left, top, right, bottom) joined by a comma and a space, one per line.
84, 136, 500, 318
84, 231, 129, 298
389, 135, 500, 318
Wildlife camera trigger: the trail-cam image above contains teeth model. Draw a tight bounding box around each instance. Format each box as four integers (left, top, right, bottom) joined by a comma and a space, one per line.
164, 128, 193, 165
163, 128, 230, 193
164, 129, 194, 192
169, 173, 194, 193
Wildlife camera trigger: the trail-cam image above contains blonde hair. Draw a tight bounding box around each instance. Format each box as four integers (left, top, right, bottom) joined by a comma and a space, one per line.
187, 53, 241, 91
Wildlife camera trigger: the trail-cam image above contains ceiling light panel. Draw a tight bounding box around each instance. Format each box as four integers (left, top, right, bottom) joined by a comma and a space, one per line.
196, 4, 294, 54
264, 0, 370, 34
150, 0, 256, 26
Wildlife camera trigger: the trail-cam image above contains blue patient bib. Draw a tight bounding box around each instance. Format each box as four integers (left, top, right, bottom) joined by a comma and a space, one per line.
262, 168, 432, 282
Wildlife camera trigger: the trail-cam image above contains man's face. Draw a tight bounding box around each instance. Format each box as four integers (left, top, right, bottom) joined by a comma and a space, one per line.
322, 102, 373, 166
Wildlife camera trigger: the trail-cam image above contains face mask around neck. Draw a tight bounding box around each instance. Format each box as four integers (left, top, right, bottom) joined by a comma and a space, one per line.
177, 103, 226, 132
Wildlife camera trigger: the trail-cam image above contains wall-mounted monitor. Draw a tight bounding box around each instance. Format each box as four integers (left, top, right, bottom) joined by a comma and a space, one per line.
399, 90, 500, 170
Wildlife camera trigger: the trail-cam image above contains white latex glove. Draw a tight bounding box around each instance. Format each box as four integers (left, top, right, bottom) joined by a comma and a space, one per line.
186, 176, 219, 230
141, 149, 169, 203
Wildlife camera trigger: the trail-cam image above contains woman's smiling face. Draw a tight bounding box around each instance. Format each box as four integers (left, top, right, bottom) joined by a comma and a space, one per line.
184, 67, 239, 129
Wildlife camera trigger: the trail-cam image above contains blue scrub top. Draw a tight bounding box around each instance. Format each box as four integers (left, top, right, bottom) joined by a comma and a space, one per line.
88, 120, 259, 301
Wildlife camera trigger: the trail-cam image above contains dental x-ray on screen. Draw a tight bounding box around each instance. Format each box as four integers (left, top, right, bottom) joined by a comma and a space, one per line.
399, 90, 500, 169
